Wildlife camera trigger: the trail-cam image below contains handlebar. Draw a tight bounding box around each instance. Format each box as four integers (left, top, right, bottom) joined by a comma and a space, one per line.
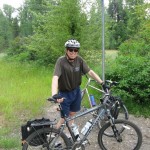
83, 74, 119, 87
47, 97, 66, 103
105, 80, 119, 87
47, 97, 57, 103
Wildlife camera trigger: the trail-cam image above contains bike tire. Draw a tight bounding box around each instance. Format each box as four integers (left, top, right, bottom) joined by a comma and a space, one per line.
22, 127, 71, 150
98, 119, 142, 150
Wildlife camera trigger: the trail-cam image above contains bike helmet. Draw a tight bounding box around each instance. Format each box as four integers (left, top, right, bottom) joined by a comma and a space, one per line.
65, 39, 80, 48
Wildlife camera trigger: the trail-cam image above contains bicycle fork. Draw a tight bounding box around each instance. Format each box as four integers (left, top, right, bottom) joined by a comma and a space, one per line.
107, 110, 123, 142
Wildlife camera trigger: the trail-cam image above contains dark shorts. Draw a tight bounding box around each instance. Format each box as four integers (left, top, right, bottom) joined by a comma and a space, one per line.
59, 87, 81, 118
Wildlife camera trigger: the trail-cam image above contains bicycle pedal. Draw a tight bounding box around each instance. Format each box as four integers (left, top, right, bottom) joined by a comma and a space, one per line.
54, 142, 63, 149
82, 139, 90, 146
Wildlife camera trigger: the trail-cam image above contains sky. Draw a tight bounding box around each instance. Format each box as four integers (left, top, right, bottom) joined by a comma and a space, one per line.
0, 0, 24, 9
0, 0, 109, 9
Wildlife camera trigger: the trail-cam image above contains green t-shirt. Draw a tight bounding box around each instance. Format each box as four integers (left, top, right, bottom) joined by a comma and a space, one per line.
54, 55, 90, 91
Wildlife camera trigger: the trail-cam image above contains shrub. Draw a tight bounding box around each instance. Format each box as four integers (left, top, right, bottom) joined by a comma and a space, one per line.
106, 54, 150, 106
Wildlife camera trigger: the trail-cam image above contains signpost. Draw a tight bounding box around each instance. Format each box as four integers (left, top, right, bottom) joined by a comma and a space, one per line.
101, 0, 105, 81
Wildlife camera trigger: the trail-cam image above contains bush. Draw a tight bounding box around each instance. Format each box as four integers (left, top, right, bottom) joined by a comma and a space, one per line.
106, 54, 150, 106
80, 49, 102, 68
106, 20, 150, 107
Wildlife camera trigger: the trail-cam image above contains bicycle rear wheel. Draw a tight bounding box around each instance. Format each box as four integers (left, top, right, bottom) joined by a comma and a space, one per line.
22, 127, 71, 150
98, 119, 142, 150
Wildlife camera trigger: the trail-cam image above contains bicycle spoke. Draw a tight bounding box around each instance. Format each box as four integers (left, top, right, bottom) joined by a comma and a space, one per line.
98, 120, 142, 150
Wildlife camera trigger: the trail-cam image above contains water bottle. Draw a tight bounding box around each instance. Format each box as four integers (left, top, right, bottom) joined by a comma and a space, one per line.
71, 124, 80, 141
81, 119, 93, 135
90, 95, 96, 107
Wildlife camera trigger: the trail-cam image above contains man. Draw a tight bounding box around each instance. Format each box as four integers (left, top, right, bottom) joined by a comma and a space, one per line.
51, 39, 105, 131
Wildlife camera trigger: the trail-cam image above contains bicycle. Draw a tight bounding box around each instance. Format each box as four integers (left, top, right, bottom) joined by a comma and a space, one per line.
81, 77, 129, 130
22, 95, 142, 150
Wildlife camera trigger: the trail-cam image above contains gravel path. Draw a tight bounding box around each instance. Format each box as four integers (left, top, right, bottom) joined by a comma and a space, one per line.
43, 102, 150, 150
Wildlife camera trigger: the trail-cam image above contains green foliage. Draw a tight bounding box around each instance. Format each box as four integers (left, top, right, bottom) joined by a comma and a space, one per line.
0, 9, 13, 51
80, 49, 102, 68
106, 55, 150, 116
107, 0, 149, 50
7, 37, 33, 62
107, 0, 128, 49
3, 4, 15, 21
5, 0, 106, 65
12, 17, 20, 38
126, 3, 149, 38
106, 6, 150, 111
7, 0, 88, 65
80, 1, 103, 50
109, 55, 149, 97
119, 19, 150, 56
106, 19, 150, 106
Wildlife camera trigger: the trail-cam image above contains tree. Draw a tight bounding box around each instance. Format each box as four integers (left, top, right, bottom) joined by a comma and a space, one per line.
19, 2, 33, 37
80, 1, 102, 50
12, 17, 20, 38
0, 10, 7, 51
3, 4, 15, 22
0, 8, 13, 51
107, 0, 128, 49
15, 0, 87, 65
125, 1, 147, 38
106, 2, 150, 106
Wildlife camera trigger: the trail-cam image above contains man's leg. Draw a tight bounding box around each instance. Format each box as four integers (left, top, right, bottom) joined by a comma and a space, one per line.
69, 111, 76, 125
55, 111, 76, 129
55, 118, 64, 129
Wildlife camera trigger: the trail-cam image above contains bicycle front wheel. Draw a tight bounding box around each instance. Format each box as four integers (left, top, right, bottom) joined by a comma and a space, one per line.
98, 119, 142, 150
22, 127, 71, 150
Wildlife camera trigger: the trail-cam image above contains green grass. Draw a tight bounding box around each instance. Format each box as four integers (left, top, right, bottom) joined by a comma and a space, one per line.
0, 59, 53, 149
0, 60, 52, 120
105, 50, 118, 60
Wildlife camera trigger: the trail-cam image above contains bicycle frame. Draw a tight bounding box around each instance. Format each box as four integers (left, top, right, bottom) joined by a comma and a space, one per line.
47, 78, 129, 148
59, 101, 109, 145
81, 77, 104, 107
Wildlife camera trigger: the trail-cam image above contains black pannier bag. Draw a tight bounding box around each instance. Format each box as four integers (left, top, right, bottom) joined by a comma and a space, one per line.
21, 117, 52, 146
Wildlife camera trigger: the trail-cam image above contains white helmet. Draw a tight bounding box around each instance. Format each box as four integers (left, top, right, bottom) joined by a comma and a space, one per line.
65, 39, 80, 48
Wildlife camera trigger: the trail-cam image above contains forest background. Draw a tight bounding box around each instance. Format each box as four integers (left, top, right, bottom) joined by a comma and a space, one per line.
0, 0, 150, 149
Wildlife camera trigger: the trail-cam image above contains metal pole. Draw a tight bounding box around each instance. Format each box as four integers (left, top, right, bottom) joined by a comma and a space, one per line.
101, 0, 105, 81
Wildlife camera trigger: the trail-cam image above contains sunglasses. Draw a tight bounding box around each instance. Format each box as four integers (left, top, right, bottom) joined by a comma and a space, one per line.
68, 48, 79, 52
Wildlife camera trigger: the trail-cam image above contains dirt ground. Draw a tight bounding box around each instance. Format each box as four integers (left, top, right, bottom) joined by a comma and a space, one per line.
44, 103, 150, 150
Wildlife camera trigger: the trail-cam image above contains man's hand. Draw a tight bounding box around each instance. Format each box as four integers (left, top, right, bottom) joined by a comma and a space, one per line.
52, 94, 64, 103
101, 82, 108, 92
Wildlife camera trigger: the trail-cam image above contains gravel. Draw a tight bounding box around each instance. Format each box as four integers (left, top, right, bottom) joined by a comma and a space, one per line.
44, 103, 150, 150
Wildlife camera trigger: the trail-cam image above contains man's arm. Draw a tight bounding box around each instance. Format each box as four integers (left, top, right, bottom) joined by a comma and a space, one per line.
88, 70, 103, 84
51, 75, 64, 103
51, 75, 59, 96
